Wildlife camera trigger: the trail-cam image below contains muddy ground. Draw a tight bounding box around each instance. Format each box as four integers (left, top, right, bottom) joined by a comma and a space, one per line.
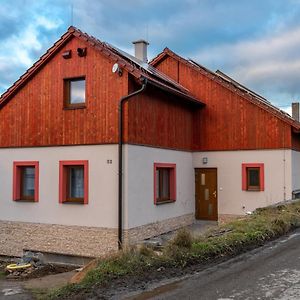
58, 238, 272, 300
1, 260, 75, 280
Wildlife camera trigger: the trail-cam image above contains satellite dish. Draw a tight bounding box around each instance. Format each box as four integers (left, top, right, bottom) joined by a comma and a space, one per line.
112, 63, 123, 76
112, 63, 120, 73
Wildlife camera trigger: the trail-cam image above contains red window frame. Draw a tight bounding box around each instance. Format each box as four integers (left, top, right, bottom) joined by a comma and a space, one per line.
13, 161, 39, 202
59, 160, 89, 204
242, 163, 264, 191
154, 163, 176, 204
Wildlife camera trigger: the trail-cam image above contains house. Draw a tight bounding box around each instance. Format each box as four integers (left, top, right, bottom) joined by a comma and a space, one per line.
0, 27, 299, 259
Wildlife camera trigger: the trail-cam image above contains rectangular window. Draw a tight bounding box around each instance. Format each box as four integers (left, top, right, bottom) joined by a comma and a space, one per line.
242, 163, 264, 191
64, 77, 86, 108
59, 160, 88, 204
154, 163, 176, 204
13, 162, 39, 202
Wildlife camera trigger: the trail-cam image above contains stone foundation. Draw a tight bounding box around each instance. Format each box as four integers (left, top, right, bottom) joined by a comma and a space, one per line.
0, 220, 118, 258
0, 214, 195, 258
125, 213, 195, 244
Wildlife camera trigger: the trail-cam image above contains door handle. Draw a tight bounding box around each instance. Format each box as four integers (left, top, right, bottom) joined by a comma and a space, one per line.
213, 191, 217, 198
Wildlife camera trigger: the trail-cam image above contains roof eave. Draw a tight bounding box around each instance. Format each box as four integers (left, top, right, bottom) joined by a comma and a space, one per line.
146, 77, 204, 107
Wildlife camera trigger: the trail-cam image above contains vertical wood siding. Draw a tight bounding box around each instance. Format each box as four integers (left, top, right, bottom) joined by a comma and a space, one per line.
0, 36, 128, 147
126, 83, 196, 150
156, 56, 292, 151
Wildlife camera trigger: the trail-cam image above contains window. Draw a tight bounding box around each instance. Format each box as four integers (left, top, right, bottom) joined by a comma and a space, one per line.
59, 160, 88, 204
13, 162, 39, 202
64, 77, 86, 108
242, 163, 264, 191
154, 163, 176, 204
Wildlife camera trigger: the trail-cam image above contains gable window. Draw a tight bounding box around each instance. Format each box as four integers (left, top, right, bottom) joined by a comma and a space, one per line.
154, 163, 176, 204
242, 163, 264, 191
59, 160, 88, 204
13, 162, 39, 202
64, 77, 86, 108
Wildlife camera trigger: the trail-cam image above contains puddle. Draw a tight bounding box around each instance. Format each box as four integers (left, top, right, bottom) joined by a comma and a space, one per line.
2, 287, 23, 296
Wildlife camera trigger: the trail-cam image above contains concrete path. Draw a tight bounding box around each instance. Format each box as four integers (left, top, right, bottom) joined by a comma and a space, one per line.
125, 228, 300, 300
142, 220, 217, 247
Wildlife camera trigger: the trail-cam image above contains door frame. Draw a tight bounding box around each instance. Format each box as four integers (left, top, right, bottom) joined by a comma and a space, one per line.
195, 167, 218, 221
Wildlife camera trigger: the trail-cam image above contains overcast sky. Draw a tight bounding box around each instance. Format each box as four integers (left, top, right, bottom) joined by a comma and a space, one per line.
1, 0, 300, 113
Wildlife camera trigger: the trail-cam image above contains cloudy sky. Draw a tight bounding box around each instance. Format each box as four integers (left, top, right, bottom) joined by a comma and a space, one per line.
1, 0, 300, 113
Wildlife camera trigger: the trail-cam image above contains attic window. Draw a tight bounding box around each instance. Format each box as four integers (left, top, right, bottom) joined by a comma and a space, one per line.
64, 77, 86, 108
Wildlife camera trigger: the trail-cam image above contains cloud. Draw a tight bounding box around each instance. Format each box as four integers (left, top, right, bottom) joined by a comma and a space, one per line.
0, 0, 67, 93
0, 0, 300, 107
192, 25, 300, 104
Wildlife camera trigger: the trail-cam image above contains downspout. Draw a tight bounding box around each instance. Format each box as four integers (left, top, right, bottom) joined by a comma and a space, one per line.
118, 78, 147, 249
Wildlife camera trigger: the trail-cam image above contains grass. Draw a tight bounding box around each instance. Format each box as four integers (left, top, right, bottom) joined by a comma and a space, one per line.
47, 200, 300, 299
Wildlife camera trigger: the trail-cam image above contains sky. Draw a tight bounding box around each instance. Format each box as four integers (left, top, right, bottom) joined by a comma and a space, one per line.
1, 0, 300, 114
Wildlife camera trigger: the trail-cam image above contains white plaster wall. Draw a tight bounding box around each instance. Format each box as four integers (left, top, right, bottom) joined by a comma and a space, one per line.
0, 145, 118, 228
193, 149, 292, 216
292, 150, 300, 191
125, 145, 194, 229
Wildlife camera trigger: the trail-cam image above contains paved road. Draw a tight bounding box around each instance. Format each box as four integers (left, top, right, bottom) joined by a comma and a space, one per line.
127, 229, 300, 300
0, 280, 32, 300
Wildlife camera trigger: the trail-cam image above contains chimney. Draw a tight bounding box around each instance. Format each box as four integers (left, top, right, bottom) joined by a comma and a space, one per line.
292, 102, 299, 121
132, 39, 149, 63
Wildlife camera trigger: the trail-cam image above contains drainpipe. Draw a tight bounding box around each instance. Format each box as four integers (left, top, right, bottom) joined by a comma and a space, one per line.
118, 78, 147, 249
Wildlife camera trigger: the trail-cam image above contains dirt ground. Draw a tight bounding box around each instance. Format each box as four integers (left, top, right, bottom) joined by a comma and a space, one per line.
0, 261, 76, 299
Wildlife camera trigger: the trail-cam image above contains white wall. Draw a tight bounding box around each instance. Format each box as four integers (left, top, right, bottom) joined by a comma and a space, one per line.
125, 145, 194, 229
292, 150, 300, 191
0, 145, 118, 228
193, 149, 292, 216
1, 144, 294, 229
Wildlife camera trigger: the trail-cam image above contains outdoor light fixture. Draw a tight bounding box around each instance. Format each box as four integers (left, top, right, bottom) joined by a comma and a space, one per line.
62, 50, 72, 59
202, 157, 208, 164
77, 47, 87, 57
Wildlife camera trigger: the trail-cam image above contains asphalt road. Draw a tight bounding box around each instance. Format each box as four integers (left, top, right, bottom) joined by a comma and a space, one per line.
0, 280, 32, 300
126, 229, 300, 300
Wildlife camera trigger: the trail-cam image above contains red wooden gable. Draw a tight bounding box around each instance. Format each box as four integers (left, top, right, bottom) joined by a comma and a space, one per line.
0, 27, 202, 150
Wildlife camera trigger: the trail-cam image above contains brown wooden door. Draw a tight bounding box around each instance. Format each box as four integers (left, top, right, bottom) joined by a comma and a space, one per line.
195, 168, 218, 220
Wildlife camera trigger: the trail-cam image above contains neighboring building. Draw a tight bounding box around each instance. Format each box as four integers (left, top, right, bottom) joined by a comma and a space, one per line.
0, 27, 299, 258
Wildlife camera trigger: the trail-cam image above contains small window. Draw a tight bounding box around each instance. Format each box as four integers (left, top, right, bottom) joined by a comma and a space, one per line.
154, 163, 176, 204
64, 77, 86, 108
13, 162, 39, 202
59, 161, 88, 204
242, 163, 264, 191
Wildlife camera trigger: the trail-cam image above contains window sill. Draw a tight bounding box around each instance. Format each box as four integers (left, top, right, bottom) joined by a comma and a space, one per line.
61, 200, 85, 204
155, 199, 176, 205
63, 105, 86, 110
14, 199, 36, 202
245, 188, 261, 192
